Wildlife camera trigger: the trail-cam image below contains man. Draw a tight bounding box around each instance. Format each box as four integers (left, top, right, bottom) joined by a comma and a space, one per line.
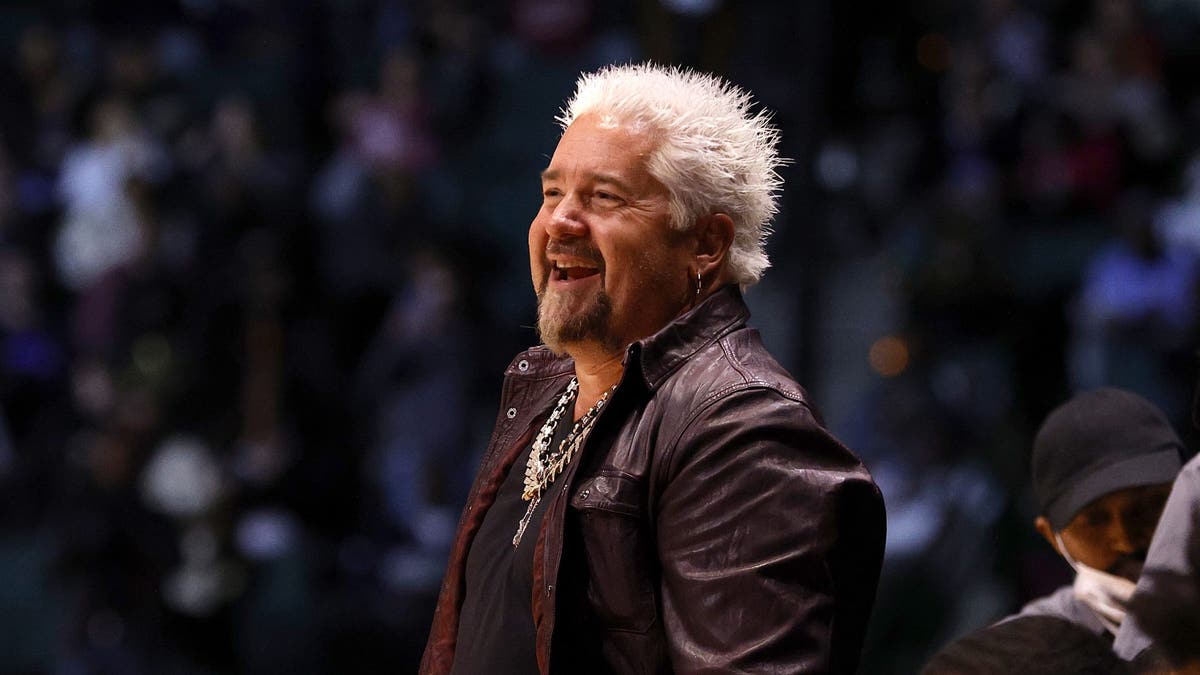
923, 387, 1184, 672
420, 64, 885, 674
1020, 388, 1181, 635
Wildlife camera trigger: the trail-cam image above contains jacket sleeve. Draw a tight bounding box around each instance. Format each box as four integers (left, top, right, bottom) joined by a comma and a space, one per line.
1113, 453, 1200, 659
655, 387, 886, 674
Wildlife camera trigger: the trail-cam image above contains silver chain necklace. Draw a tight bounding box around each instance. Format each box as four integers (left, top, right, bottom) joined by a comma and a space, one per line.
513, 377, 614, 547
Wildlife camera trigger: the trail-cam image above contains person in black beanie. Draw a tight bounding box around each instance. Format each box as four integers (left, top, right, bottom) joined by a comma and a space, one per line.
1023, 387, 1183, 636
923, 387, 1185, 673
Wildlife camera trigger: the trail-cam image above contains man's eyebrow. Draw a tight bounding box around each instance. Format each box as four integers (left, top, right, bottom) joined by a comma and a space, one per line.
539, 169, 634, 193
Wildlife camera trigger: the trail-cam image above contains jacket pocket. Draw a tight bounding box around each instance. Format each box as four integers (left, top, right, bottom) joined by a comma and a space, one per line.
570, 472, 658, 634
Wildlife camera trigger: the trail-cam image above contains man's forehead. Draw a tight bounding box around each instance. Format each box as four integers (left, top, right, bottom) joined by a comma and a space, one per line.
1079, 482, 1173, 515
558, 115, 658, 151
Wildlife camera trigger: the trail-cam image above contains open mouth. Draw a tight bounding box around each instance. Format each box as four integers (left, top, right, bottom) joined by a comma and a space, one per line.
553, 260, 601, 282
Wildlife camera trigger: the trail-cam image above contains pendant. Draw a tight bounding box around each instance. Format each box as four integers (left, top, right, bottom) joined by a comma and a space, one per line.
512, 494, 540, 547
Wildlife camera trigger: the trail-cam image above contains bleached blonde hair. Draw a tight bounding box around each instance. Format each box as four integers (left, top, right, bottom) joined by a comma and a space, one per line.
557, 63, 784, 287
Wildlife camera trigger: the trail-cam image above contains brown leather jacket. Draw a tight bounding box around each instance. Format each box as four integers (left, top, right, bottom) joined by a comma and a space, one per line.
420, 286, 886, 674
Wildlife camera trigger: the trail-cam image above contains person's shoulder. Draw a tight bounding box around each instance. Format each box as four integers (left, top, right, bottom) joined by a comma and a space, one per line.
671, 325, 812, 410
1013, 585, 1104, 631
923, 614, 1131, 675
1014, 585, 1076, 617
659, 328, 871, 481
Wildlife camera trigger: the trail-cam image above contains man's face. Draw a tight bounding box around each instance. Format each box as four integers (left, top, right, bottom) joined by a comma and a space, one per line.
1057, 483, 1173, 582
529, 115, 695, 355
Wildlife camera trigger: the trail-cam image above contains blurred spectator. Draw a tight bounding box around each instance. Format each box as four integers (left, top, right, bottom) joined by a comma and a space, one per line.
0, 246, 67, 524
424, 6, 495, 152
1156, 153, 1200, 255
354, 247, 470, 593
312, 49, 438, 305
54, 97, 168, 291
49, 424, 177, 675
983, 0, 1049, 88
1071, 189, 1200, 415
348, 49, 438, 174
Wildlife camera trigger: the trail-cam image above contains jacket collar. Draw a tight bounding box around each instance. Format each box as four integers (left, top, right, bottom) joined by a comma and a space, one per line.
508, 284, 750, 390
631, 284, 750, 391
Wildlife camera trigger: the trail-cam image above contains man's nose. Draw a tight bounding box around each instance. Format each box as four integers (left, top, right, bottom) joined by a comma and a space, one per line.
1111, 529, 1138, 556
545, 193, 587, 239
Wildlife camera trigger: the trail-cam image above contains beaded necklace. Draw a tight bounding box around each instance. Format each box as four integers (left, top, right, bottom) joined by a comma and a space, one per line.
513, 377, 614, 547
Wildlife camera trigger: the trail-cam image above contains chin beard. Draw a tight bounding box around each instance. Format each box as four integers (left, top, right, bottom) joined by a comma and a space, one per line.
536, 286, 615, 355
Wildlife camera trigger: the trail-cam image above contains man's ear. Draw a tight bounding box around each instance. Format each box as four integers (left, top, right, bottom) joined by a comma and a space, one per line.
693, 212, 734, 278
1035, 515, 1060, 554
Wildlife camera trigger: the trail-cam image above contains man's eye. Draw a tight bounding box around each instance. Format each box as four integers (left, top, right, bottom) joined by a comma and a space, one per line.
543, 188, 562, 199
1128, 501, 1166, 526
595, 191, 621, 203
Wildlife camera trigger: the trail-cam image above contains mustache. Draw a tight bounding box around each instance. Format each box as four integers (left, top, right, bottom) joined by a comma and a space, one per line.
544, 242, 604, 266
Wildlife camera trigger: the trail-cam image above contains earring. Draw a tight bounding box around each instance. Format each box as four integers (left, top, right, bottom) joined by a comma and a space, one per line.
694, 271, 702, 297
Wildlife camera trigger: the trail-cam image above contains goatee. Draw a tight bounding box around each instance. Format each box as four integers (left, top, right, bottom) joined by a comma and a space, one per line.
536, 286, 615, 355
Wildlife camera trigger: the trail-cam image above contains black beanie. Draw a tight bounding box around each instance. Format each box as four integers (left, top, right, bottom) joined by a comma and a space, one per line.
1033, 387, 1184, 530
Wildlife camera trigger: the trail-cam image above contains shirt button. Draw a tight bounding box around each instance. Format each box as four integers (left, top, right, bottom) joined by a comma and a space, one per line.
506, 407, 517, 419
546, 584, 553, 597
518, 359, 530, 372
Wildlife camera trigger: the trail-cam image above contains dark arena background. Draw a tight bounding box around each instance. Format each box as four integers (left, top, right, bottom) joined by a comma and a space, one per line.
1, 0, 1198, 672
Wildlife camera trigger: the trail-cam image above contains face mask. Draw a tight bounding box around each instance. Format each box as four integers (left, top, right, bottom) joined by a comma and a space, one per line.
1055, 533, 1137, 634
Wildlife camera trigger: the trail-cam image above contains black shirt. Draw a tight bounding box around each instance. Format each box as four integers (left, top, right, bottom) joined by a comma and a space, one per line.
450, 408, 575, 674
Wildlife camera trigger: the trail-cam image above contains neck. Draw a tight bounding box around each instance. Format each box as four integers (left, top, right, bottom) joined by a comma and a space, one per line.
569, 345, 624, 420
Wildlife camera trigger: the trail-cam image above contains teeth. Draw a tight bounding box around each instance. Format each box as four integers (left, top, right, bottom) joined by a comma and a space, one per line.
553, 261, 597, 269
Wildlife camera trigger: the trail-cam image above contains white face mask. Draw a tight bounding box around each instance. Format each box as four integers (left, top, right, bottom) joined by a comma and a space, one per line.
1055, 533, 1137, 634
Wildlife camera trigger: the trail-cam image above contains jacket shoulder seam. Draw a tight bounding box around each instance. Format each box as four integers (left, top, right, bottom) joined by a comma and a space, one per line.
718, 335, 807, 402
660, 378, 813, 480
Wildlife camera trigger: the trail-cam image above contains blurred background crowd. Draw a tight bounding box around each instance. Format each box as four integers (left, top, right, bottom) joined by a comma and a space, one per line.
0, 0, 1198, 673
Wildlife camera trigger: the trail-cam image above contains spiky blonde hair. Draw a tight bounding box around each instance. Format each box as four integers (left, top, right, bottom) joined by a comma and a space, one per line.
557, 63, 784, 287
